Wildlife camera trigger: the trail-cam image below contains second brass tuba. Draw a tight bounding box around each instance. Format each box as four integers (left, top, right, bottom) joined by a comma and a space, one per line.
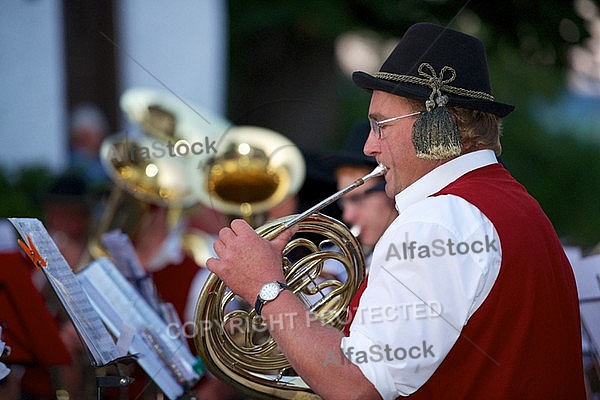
194, 125, 306, 227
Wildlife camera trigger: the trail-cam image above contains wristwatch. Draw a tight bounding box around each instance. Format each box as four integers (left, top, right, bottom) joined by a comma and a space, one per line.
255, 280, 290, 316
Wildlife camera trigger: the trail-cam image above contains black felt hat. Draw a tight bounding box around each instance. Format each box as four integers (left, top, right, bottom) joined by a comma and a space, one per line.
352, 23, 514, 117
327, 121, 377, 169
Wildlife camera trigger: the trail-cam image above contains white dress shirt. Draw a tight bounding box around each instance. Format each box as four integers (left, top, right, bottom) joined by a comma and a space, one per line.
341, 150, 502, 399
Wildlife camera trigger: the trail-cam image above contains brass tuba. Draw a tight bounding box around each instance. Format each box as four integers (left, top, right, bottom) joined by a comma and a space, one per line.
87, 88, 231, 261
194, 125, 306, 227
194, 164, 386, 399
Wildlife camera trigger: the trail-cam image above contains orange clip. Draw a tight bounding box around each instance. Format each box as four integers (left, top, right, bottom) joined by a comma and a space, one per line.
18, 234, 47, 269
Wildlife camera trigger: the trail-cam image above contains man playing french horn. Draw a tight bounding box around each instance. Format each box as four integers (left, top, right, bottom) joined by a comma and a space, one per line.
206, 23, 586, 399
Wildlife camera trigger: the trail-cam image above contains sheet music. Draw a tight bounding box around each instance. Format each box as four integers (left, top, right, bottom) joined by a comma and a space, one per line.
101, 229, 194, 353
77, 257, 201, 400
8, 218, 123, 367
101, 229, 163, 315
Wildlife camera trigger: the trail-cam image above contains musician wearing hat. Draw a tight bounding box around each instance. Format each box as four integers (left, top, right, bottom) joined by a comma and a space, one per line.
207, 23, 585, 399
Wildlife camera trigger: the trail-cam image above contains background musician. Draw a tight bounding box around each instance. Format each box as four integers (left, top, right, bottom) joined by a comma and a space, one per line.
129, 204, 243, 400
329, 121, 397, 266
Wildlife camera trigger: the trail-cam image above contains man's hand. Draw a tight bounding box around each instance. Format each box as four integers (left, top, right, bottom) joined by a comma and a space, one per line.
206, 219, 297, 303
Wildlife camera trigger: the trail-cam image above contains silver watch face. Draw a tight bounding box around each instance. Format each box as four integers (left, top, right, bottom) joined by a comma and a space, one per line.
259, 282, 281, 301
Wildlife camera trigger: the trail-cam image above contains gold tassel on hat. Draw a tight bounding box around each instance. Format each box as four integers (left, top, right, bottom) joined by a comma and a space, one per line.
412, 92, 461, 160
411, 64, 461, 160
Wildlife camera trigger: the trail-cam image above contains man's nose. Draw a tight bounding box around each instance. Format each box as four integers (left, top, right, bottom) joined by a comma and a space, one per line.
363, 129, 378, 157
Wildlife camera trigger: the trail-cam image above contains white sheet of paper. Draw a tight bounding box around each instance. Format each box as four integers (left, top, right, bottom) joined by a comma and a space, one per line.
8, 218, 123, 367
77, 258, 201, 399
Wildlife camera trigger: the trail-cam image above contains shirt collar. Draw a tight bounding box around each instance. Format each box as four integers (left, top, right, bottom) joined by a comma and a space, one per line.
394, 149, 498, 213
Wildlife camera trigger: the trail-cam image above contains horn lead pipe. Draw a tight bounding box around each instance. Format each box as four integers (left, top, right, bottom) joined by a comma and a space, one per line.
263, 163, 387, 240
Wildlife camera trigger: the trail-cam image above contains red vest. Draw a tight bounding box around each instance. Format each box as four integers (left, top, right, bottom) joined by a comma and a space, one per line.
152, 255, 199, 320
347, 164, 586, 399
0, 251, 71, 397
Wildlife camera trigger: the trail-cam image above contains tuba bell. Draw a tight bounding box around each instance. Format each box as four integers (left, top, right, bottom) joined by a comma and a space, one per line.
194, 125, 306, 227
87, 88, 231, 261
193, 164, 387, 399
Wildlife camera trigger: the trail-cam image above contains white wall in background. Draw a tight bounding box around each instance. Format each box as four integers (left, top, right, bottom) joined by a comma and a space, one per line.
0, 0, 66, 172
116, 0, 229, 135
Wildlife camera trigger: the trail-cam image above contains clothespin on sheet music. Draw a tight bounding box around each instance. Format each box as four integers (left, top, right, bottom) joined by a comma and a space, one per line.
18, 234, 47, 269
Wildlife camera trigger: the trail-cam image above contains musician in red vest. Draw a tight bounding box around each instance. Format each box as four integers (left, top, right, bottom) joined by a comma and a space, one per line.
206, 22, 586, 399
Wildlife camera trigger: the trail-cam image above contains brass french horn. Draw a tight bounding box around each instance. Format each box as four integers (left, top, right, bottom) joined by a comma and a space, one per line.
194, 164, 387, 399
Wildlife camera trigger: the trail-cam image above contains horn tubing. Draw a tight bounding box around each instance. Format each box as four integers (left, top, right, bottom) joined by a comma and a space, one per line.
263, 163, 387, 240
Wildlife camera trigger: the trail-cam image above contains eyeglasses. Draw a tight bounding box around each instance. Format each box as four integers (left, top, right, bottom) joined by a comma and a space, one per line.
368, 111, 421, 139
337, 183, 385, 209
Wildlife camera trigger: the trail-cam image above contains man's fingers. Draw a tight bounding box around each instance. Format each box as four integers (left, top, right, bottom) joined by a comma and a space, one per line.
271, 224, 299, 252
218, 226, 236, 242
212, 239, 224, 255
230, 218, 253, 235
205, 257, 218, 272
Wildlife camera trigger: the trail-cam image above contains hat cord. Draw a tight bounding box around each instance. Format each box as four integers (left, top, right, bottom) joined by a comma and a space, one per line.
375, 63, 495, 103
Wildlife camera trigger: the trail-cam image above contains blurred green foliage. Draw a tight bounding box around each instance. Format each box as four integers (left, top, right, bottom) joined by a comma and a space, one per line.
488, 44, 600, 249
0, 165, 54, 221
228, 1, 600, 249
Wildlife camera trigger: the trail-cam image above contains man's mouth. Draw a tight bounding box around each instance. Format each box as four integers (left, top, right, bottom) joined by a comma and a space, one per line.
377, 161, 389, 177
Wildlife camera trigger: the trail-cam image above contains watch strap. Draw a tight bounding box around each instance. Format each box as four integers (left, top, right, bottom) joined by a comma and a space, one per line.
255, 281, 289, 316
